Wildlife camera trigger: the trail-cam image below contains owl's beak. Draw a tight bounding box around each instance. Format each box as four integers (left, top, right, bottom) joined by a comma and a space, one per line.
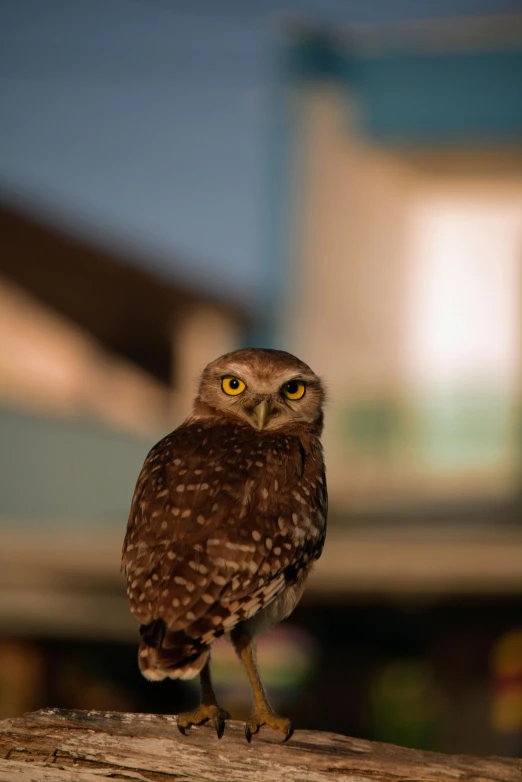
254, 399, 270, 430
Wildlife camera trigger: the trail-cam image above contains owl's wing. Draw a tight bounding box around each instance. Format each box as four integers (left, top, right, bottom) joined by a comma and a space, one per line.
122, 421, 327, 643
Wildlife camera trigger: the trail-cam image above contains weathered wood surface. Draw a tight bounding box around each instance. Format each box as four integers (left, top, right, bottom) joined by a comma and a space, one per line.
0, 708, 520, 782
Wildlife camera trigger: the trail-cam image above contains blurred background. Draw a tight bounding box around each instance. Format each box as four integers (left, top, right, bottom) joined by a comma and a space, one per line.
1, 0, 522, 757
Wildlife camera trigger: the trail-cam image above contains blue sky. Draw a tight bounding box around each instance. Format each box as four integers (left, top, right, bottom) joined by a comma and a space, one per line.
1, 0, 520, 302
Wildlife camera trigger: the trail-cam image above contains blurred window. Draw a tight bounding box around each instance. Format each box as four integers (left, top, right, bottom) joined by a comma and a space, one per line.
406, 194, 522, 471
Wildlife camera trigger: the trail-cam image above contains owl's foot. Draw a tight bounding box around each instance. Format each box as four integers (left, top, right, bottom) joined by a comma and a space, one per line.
231, 626, 294, 743
177, 703, 230, 739
244, 706, 293, 743
177, 657, 229, 738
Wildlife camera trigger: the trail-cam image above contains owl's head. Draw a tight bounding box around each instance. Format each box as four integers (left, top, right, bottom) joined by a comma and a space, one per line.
191, 348, 325, 433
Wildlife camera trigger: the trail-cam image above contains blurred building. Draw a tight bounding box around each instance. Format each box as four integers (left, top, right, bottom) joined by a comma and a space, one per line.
0, 201, 247, 644
1, 203, 247, 426
265, 18, 522, 754
275, 14, 522, 518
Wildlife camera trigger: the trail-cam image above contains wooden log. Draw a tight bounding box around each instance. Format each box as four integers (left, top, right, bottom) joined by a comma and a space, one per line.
0, 708, 520, 782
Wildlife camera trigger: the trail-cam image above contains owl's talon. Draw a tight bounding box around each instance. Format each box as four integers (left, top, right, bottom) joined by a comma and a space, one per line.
177, 704, 229, 738
216, 716, 226, 739
243, 709, 292, 742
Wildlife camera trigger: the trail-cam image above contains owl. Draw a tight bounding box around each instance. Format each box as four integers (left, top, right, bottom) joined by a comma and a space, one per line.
122, 348, 327, 741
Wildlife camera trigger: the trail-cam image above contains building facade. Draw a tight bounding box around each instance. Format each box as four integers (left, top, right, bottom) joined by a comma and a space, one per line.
272, 17, 522, 518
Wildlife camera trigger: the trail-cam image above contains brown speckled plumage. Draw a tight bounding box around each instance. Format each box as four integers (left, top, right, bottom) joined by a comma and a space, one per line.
122, 347, 327, 740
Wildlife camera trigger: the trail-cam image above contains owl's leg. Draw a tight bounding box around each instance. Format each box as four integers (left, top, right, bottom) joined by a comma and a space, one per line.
231, 626, 293, 743
176, 657, 230, 739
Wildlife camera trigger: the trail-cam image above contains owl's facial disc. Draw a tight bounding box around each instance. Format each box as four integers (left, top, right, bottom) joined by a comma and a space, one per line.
193, 348, 324, 434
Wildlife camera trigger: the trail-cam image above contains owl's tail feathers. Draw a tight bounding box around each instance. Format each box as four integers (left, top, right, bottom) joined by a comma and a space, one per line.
139, 618, 165, 648
138, 619, 209, 681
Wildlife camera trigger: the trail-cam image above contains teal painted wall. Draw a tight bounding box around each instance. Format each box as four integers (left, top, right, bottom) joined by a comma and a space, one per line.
0, 407, 157, 524
285, 35, 522, 141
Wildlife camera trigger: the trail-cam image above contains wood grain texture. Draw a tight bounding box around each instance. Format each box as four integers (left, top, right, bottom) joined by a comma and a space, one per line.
0, 708, 520, 782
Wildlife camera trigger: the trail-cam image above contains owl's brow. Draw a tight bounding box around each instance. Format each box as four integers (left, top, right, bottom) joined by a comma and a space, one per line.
282, 373, 317, 384
217, 366, 247, 382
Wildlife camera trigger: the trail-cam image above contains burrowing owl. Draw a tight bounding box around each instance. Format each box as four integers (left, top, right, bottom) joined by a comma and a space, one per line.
122, 348, 327, 741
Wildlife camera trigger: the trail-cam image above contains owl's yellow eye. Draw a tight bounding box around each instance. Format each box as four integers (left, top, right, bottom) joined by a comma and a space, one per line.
222, 376, 246, 396
282, 380, 306, 400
